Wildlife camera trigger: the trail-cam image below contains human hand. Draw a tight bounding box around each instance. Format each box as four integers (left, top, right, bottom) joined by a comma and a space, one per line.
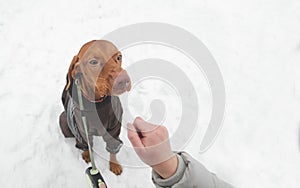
127, 117, 178, 178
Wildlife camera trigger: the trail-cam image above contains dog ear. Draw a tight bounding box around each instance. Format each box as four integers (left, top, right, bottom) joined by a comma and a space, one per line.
65, 40, 97, 91
65, 55, 80, 91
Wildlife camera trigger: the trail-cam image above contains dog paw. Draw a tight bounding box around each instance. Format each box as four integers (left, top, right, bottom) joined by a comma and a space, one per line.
109, 161, 123, 175
82, 150, 91, 163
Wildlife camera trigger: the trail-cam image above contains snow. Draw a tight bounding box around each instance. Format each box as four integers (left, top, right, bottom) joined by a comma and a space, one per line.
0, 0, 300, 187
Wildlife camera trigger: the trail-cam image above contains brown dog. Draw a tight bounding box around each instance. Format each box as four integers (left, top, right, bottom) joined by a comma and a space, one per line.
59, 40, 131, 175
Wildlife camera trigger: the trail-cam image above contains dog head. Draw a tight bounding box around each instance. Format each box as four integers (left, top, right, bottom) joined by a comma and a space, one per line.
66, 40, 131, 100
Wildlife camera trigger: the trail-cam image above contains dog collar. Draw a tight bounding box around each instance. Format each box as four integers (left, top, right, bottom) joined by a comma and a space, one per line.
91, 96, 107, 103
81, 91, 107, 103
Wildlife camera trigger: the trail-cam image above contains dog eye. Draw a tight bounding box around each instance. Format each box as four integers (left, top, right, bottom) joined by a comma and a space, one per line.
117, 55, 122, 61
89, 60, 98, 65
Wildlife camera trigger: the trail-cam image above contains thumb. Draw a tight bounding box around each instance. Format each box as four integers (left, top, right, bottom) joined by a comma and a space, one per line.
132, 117, 157, 133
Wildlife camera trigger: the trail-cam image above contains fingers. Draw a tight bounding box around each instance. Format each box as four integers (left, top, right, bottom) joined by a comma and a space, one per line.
127, 123, 144, 148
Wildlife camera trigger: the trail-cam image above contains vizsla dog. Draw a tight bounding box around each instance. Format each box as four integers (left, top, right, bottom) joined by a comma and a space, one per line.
59, 40, 131, 175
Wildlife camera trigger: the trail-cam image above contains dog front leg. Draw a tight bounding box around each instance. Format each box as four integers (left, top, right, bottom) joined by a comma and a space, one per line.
109, 153, 123, 175
82, 150, 91, 163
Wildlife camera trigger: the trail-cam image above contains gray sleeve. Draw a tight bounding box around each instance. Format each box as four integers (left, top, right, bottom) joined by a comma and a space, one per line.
67, 99, 92, 150
103, 96, 123, 154
152, 152, 234, 188
102, 114, 123, 154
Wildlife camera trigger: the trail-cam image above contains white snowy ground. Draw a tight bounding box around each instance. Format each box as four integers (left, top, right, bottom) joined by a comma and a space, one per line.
0, 0, 300, 187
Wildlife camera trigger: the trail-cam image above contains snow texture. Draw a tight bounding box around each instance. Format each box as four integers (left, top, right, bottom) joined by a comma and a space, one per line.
0, 0, 299, 187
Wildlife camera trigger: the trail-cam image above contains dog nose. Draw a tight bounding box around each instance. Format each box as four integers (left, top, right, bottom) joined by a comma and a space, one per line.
115, 70, 131, 90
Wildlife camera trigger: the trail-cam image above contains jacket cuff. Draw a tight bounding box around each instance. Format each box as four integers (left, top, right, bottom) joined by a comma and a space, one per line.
152, 153, 187, 187
106, 139, 123, 154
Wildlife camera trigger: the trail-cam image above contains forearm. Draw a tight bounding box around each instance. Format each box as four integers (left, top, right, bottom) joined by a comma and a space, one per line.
152, 154, 178, 179
152, 153, 186, 187
152, 152, 234, 188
